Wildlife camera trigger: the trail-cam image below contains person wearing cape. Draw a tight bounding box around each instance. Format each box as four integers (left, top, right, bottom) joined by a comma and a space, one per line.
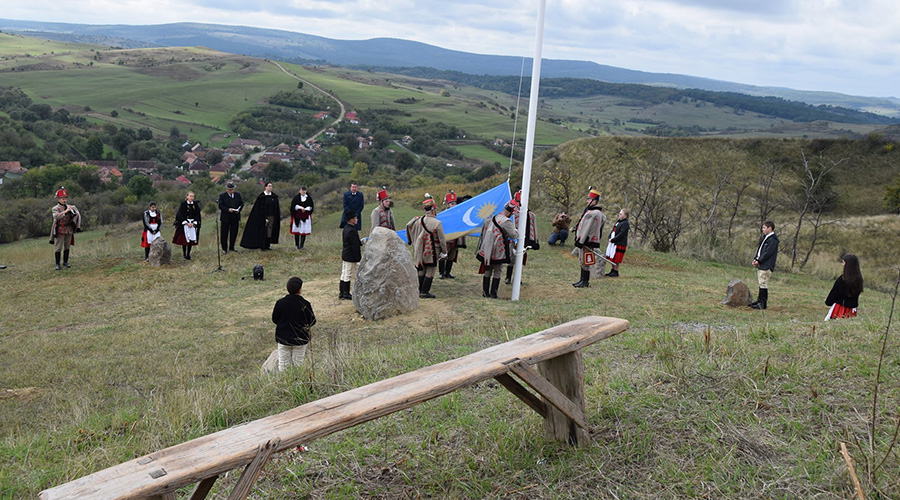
476, 200, 517, 299
572, 189, 605, 288
240, 182, 281, 250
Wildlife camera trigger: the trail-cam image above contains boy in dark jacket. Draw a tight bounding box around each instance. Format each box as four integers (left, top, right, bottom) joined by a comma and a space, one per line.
272, 277, 317, 372
751, 220, 779, 309
339, 211, 363, 300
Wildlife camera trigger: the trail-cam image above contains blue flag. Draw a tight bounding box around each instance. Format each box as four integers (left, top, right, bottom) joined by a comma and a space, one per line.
396, 181, 511, 241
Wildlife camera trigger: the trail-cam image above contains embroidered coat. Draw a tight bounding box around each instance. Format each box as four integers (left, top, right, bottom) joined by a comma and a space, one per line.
406, 215, 447, 268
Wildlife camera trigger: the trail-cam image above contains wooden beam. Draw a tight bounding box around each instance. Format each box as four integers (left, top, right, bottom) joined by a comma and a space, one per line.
187, 476, 218, 500
494, 373, 547, 417
40, 316, 629, 500
227, 439, 280, 500
507, 361, 590, 433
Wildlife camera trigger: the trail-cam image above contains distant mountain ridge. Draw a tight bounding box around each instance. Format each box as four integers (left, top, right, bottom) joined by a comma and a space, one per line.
2, 18, 899, 117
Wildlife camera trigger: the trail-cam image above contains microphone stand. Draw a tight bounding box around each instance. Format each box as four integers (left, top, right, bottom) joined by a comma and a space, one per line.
212, 217, 224, 273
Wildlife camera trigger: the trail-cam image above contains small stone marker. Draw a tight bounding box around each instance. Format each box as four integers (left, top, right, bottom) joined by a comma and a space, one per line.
722, 279, 752, 307
148, 238, 172, 267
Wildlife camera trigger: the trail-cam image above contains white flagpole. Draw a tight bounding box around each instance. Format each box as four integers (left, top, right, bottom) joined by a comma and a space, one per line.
511, 0, 546, 301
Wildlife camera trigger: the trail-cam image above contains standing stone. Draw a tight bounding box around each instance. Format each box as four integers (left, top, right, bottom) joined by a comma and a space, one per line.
148, 238, 172, 267
354, 227, 419, 320
722, 279, 753, 306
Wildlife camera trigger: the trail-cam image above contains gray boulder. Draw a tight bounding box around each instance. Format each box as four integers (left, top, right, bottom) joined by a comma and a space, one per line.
354, 227, 419, 320
148, 238, 172, 267
722, 279, 753, 307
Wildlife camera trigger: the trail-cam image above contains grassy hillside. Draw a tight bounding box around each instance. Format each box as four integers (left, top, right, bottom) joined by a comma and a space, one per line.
1, 195, 899, 498
1, 31, 888, 160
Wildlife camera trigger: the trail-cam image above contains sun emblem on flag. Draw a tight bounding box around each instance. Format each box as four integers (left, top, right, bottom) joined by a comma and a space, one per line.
477, 202, 497, 222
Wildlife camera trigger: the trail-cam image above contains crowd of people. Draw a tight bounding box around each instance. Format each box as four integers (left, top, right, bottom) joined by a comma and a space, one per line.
46, 181, 865, 373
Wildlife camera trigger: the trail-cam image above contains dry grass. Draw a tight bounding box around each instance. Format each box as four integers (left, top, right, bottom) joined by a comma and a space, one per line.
1, 212, 899, 499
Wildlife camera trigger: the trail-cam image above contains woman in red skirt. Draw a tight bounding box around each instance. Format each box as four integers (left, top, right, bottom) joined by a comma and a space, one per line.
825, 254, 863, 320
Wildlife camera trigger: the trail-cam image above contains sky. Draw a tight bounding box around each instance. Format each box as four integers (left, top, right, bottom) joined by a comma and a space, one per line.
4, 0, 899, 98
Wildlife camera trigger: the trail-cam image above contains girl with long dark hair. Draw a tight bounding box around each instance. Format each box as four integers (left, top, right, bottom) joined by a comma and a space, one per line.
825, 253, 863, 320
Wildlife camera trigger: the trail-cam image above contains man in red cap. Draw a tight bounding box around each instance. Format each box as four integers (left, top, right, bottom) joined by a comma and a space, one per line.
477, 200, 518, 298
572, 188, 605, 288
438, 190, 465, 279
369, 187, 395, 235
504, 190, 540, 285
406, 194, 447, 298
50, 187, 82, 270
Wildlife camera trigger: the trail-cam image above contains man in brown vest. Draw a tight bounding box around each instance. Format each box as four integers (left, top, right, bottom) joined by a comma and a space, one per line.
50, 187, 82, 270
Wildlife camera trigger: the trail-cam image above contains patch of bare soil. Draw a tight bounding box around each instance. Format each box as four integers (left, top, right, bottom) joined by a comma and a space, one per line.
0, 387, 43, 401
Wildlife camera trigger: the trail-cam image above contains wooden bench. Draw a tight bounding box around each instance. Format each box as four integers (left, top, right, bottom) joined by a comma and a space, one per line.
39, 316, 629, 500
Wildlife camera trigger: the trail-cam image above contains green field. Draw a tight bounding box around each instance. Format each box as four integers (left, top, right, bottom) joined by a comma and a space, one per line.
1, 197, 899, 498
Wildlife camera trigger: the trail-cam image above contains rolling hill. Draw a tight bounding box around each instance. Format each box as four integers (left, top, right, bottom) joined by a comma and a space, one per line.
2, 18, 899, 118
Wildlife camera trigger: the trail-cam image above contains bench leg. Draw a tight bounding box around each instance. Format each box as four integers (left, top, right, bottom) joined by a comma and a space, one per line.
227, 438, 281, 500
538, 351, 590, 446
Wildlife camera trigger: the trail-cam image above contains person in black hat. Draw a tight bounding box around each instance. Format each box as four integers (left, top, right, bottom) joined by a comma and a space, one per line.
406, 195, 447, 298
217, 181, 244, 254
339, 211, 363, 300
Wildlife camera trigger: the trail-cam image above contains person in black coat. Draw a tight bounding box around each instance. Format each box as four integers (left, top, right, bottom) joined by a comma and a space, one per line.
751, 220, 779, 310
825, 253, 863, 320
605, 208, 630, 277
272, 276, 317, 371
339, 211, 363, 300
240, 182, 281, 250
339, 182, 364, 231
172, 191, 201, 260
217, 181, 243, 254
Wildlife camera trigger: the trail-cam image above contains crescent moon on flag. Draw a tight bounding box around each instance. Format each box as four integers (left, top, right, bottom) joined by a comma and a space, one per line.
462, 206, 479, 226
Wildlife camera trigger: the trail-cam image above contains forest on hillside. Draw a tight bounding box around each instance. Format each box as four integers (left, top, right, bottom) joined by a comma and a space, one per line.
363, 68, 898, 125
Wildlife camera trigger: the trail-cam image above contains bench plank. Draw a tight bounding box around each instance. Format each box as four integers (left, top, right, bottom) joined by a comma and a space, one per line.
39, 316, 628, 500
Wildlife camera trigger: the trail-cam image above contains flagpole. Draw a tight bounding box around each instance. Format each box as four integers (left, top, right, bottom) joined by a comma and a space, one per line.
511, 0, 546, 301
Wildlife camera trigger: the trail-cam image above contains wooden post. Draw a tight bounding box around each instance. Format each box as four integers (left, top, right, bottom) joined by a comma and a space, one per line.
538, 351, 589, 445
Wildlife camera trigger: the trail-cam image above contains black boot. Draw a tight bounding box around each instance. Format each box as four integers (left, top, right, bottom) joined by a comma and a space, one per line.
345, 281, 353, 300
418, 275, 425, 294
505, 266, 513, 284
300, 235, 306, 249
444, 261, 455, 279
751, 288, 768, 309
63, 250, 70, 268
438, 260, 446, 279
55, 251, 61, 270
144, 247, 150, 262
185, 245, 192, 260
490, 278, 501, 299
295, 235, 301, 250
482, 276, 492, 298
573, 269, 590, 288
572, 269, 586, 287
420, 277, 436, 298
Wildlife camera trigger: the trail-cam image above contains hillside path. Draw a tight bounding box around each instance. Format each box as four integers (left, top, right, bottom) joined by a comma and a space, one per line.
268, 60, 346, 145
